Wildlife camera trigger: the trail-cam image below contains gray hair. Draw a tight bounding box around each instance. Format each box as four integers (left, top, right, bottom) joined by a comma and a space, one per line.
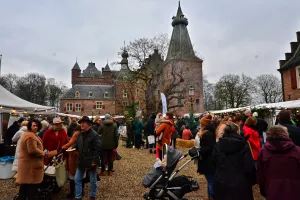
267, 125, 288, 138
105, 114, 111, 120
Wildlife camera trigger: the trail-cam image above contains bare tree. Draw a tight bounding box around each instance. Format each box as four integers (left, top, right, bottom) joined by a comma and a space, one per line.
15, 73, 48, 105
203, 76, 216, 111
255, 74, 282, 103
0, 73, 18, 94
46, 81, 68, 107
115, 34, 169, 117
120, 33, 169, 68
215, 74, 255, 108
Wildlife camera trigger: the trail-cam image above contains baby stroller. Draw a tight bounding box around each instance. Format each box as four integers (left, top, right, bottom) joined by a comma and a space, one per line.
14, 153, 66, 200
142, 144, 200, 200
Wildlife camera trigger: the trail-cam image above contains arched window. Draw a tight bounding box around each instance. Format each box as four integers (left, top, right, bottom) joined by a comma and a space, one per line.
123, 76, 128, 81
75, 91, 80, 98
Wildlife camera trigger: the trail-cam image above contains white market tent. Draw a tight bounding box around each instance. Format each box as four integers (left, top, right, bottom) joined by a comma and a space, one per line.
252, 100, 300, 109
0, 85, 55, 113
210, 106, 251, 114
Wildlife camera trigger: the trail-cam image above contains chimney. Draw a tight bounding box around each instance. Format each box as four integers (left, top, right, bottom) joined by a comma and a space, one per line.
285, 53, 292, 60
290, 42, 299, 54
279, 60, 286, 68
297, 31, 300, 42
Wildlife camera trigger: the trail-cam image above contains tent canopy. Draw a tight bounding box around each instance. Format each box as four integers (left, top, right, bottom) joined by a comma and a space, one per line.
0, 85, 55, 112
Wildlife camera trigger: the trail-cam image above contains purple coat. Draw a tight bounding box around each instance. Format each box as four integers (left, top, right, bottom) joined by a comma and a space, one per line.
257, 137, 300, 200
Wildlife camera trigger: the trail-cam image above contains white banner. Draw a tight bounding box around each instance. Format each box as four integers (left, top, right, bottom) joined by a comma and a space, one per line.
160, 93, 167, 116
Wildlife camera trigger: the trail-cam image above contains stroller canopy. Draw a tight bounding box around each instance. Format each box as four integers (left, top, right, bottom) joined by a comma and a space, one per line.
163, 144, 183, 168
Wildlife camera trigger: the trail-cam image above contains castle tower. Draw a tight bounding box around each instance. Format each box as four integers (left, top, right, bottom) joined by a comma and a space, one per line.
71, 61, 81, 85
164, 1, 204, 115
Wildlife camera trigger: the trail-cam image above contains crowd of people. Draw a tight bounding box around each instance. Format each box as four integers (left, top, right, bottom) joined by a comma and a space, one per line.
3, 108, 300, 200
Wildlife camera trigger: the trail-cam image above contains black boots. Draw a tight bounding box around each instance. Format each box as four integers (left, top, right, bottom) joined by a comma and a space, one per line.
66, 180, 75, 199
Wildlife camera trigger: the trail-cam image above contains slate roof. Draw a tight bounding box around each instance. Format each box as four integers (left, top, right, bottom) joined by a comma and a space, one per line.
82, 62, 102, 77
62, 85, 115, 99
280, 43, 300, 71
103, 63, 111, 71
166, 2, 200, 61
72, 61, 81, 70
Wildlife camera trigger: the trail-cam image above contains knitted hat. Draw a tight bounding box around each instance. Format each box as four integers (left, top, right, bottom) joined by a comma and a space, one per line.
200, 116, 211, 127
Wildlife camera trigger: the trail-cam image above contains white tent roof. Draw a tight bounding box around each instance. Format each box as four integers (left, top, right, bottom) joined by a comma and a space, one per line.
251, 100, 300, 109
0, 85, 55, 112
210, 106, 250, 114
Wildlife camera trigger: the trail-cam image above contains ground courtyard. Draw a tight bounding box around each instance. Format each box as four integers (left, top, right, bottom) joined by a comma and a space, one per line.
0, 144, 264, 200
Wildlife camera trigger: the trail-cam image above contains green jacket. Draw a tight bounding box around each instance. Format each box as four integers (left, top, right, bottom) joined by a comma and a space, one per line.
133, 120, 144, 135
74, 128, 101, 169
98, 120, 118, 150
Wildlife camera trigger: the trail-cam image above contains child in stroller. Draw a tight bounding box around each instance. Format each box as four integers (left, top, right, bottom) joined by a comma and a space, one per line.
142, 144, 200, 200
14, 153, 66, 200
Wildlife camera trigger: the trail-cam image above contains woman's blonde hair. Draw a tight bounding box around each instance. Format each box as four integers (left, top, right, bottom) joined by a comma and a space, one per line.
21, 121, 28, 127
94, 115, 101, 123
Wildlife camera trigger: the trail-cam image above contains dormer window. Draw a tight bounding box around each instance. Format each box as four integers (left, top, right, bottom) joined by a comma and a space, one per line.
89, 92, 93, 97
75, 91, 80, 98
104, 92, 109, 98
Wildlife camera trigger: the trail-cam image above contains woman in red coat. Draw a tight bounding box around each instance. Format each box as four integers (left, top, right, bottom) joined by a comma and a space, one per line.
42, 117, 69, 165
156, 112, 175, 160
243, 117, 260, 161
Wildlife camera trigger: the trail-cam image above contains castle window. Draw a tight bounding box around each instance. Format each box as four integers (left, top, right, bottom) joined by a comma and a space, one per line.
123, 101, 128, 107
136, 88, 139, 97
96, 101, 103, 109
75, 104, 81, 111
66, 103, 73, 111
75, 91, 80, 98
104, 92, 109, 98
123, 89, 128, 98
89, 92, 93, 97
297, 66, 300, 89
196, 99, 200, 105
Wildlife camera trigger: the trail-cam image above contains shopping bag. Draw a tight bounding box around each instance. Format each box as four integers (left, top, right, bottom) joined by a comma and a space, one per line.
44, 165, 56, 177
148, 135, 155, 144
55, 161, 68, 187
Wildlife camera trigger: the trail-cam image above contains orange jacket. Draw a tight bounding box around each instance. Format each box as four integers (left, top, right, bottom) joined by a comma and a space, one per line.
156, 120, 175, 150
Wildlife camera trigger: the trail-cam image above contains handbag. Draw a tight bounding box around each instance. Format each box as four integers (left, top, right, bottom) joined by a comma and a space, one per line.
55, 160, 68, 187
148, 135, 155, 144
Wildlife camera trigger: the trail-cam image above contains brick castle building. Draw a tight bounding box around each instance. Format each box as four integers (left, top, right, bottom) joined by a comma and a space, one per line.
60, 2, 204, 116
278, 31, 300, 101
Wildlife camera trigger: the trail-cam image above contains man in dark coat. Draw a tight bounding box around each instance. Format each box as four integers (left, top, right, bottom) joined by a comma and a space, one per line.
98, 114, 118, 176
257, 125, 300, 200
212, 122, 255, 200
4, 118, 24, 145
144, 114, 156, 151
73, 116, 101, 200
278, 110, 300, 147
126, 117, 134, 148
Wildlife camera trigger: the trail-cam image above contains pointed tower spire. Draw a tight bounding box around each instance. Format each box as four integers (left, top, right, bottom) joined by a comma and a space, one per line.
72, 59, 80, 70
166, 2, 197, 60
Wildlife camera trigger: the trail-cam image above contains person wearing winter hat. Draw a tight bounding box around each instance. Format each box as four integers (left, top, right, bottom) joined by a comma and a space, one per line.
197, 116, 216, 200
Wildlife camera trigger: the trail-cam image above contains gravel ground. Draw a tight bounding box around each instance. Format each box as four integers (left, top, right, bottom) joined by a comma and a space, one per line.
0, 144, 264, 200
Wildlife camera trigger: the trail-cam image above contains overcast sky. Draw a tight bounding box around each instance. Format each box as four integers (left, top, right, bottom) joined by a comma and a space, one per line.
1, 0, 300, 87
